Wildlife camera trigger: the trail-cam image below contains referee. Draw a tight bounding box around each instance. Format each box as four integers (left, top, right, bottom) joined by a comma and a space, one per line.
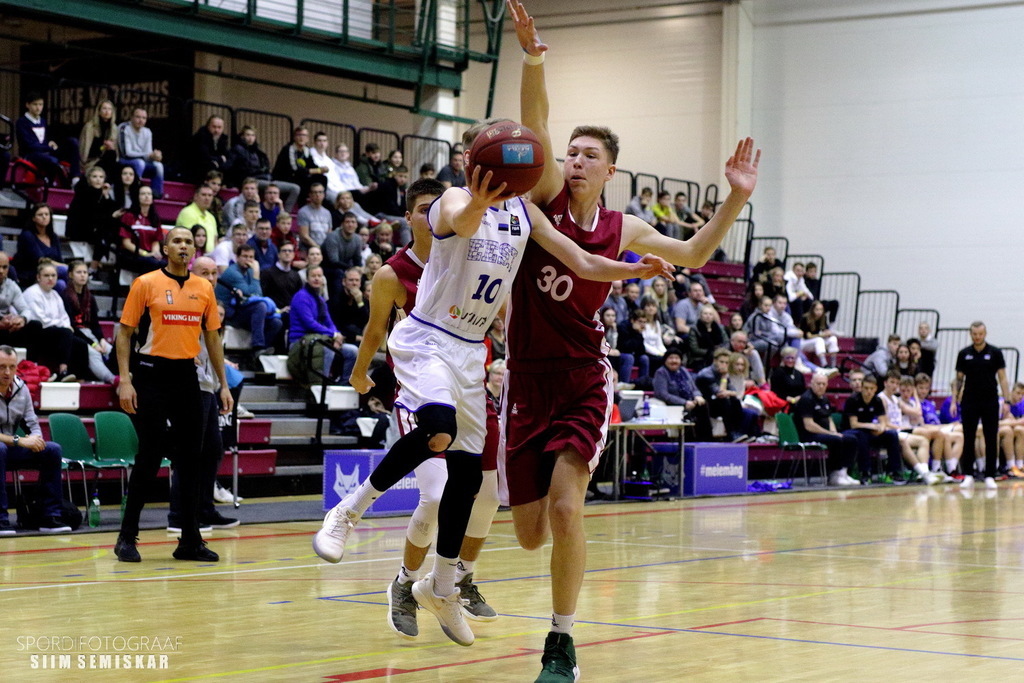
114, 227, 233, 562
955, 320, 1010, 489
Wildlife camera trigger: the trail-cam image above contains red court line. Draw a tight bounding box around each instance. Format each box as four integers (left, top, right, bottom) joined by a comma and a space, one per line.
757, 617, 1024, 642
323, 630, 671, 681
690, 618, 765, 630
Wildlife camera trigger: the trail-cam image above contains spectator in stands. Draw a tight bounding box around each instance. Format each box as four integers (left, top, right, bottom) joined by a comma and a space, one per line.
622, 281, 642, 312
917, 321, 938, 377
729, 330, 766, 386
273, 126, 329, 203
299, 245, 322, 287
288, 265, 357, 383
436, 149, 466, 188
297, 181, 333, 249
356, 226, 373, 264
843, 373, 904, 482
0, 252, 41, 350
247, 218, 278, 272
118, 185, 165, 274
79, 99, 118, 179
177, 185, 218, 238
794, 372, 860, 485
648, 276, 676, 325
22, 260, 86, 381
727, 352, 756, 395
769, 347, 805, 406
695, 348, 758, 442
745, 296, 784, 362
333, 189, 378, 229
190, 225, 211, 264
322, 212, 364, 300
261, 241, 302, 341
363, 253, 383, 281
698, 200, 716, 222
802, 262, 838, 323
751, 246, 783, 284
419, 163, 436, 179
371, 166, 412, 245
485, 317, 506, 362
15, 204, 66, 288
65, 165, 117, 267
258, 183, 283, 227
618, 309, 650, 384
111, 164, 140, 215
228, 126, 300, 210
651, 190, 684, 239
879, 370, 938, 484
223, 178, 259, 228
117, 107, 163, 198
62, 260, 116, 383
847, 368, 865, 396
687, 304, 727, 371
370, 223, 396, 260
739, 281, 765, 321
216, 244, 282, 355
768, 293, 805, 357
203, 171, 227, 237
16, 91, 78, 186
653, 348, 712, 439
672, 192, 705, 239
0, 344, 72, 534
272, 212, 300, 258
727, 312, 746, 335
330, 144, 369, 195
799, 300, 840, 369
603, 280, 629, 325
229, 200, 259, 240
354, 143, 388, 201
309, 132, 340, 203
639, 296, 673, 372
672, 280, 710, 337
601, 307, 641, 390
784, 262, 814, 322
625, 187, 656, 226
385, 150, 403, 177
893, 343, 917, 376
763, 266, 787, 300
865, 334, 900, 378
189, 116, 230, 183
213, 223, 250, 274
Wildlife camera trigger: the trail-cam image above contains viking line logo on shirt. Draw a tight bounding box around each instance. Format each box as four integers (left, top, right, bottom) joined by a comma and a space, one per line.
162, 310, 202, 326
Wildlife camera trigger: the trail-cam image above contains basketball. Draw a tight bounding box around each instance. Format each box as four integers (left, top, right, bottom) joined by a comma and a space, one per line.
466, 121, 545, 198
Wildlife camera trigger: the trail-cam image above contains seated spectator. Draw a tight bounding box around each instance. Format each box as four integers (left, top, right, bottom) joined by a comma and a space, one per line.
330, 143, 370, 195
333, 189, 378, 229
14, 204, 66, 288
739, 281, 765, 321
354, 143, 388, 209
258, 183, 283, 227
322, 211, 364, 298
299, 245, 322, 287
865, 334, 900, 378
65, 165, 117, 266
189, 116, 229, 182
112, 163, 141, 213
118, 185, 165, 274
769, 347, 806, 406
639, 296, 674, 373
272, 213, 301, 261
647, 276, 676, 326
189, 225, 212, 267
288, 265, 358, 383
117, 107, 163, 198
213, 223, 251, 275
419, 163, 436, 179
216, 244, 283, 355
653, 348, 712, 440
893, 343, 917, 376
22, 260, 87, 381
802, 262, 838, 323
297, 181, 334, 249
729, 330, 766, 386
625, 187, 656, 226
695, 348, 759, 441
603, 280, 629, 324
175, 185, 218, 239
798, 300, 840, 369
917, 321, 938, 378
485, 317, 506, 362
618, 309, 650, 384
672, 280, 710, 337
794, 372, 861, 485
843, 373, 904, 482
203, 170, 227, 236
0, 252, 42, 351
273, 126, 329, 203
370, 223, 396, 260
228, 127, 300, 210
61, 260, 116, 383
330, 267, 369, 342
727, 352, 756, 394
687, 304, 727, 370
309, 132, 340, 203
768, 293, 805, 355
356, 225, 373, 264
726, 312, 746, 336
751, 245, 783, 284
248, 218, 278, 272
878, 370, 938, 484
672, 192, 705, 239
651, 190, 684, 239
363, 253, 383, 280
223, 178, 260, 228
784, 262, 814, 322
744, 296, 784, 361
371, 166, 412, 245
231, 200, 260, 239
436, 149, 466, 188
0, 345, 71, 534
79, 99, 118, 180
260, 242, 303, 342
16, 91, 79, 186
385, 149, 404, 177
763, 266, 787, 300
602, 307, 641, 389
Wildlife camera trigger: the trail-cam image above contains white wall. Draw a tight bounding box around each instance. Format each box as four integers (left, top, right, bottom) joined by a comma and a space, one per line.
749, 0, 1024, 354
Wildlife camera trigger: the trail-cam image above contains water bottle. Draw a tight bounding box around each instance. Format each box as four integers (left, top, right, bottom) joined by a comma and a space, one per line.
642, 396, 650, 420
88, 490, 101, 528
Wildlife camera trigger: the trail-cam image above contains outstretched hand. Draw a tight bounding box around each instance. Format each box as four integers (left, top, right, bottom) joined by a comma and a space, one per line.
467, 165, 510, 206
636, 253, 675, 280
724, 137, 761, 198
507, 0, 548, 55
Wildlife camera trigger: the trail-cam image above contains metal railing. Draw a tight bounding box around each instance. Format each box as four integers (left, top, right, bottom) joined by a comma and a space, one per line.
661, 177, 700, 213
604, 168, 634, 214
784, 253, 824, 274
356, 128, 402, 161
933, 327, 970, 392
819, 272, 861, 338
233, 108, 294, 164
747, 236, 789, 278
401, 134, 452, 178
1003, 347, 1020, 384
633, 172, 660, 197
854, 290, 899, 341
300, 119, 358, 160
894, 308, 940, 344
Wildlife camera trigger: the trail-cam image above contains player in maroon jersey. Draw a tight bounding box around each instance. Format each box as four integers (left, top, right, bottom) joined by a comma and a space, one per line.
504, 3, 761, 680
349, 177, 502, 638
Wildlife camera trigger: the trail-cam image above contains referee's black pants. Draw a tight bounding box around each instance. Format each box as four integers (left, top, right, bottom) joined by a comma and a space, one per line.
960, 395, 999, 479
120, 357, 204, 545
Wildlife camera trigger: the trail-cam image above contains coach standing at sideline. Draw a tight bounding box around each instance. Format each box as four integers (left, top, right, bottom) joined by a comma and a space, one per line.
113, 227, 233, 562
955, 320, 1010, 489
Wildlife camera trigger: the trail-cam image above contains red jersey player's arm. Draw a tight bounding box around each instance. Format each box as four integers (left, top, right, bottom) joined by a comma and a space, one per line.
510, 1, 561, 207
622, 138, 761, 267
527, 203, 671, 282
350, 265, 404, 394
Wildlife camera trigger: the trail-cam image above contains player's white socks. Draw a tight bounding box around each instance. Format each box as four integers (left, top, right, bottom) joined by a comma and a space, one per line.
397, 564, 420, 586
346, 481, 384, 517
551, 612, 575, 635
930, 460, 941, 472
432, 555, 459, 596
945, 458, 958, 474
912, 462, 929, 477
455, 558, 475, 582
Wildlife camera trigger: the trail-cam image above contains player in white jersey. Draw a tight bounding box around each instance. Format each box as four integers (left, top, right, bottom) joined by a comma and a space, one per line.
313, 118, 673, 647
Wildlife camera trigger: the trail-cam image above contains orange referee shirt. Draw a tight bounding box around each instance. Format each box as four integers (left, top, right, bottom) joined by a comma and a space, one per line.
120, 269, 220, 360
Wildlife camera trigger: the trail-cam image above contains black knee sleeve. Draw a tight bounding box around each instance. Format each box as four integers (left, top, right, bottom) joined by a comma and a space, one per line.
416, 404, 458, 452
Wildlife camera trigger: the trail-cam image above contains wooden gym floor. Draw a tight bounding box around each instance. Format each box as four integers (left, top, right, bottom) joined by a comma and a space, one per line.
3, 484, 1024, 682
